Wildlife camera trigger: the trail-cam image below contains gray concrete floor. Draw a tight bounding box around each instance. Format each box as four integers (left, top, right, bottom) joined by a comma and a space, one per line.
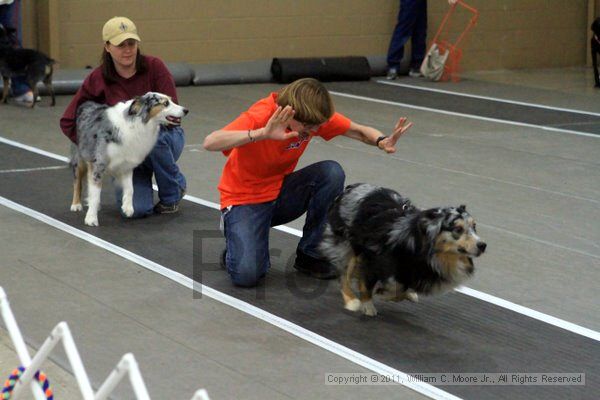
0, 66, 599, 399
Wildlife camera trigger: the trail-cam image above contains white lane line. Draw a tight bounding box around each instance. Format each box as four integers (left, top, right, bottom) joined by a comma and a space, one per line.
375, 80, 600, 117
2, 137, 600, 342
0, 196, 460, 400
0, 136, 70, 162
329, 91, 600, 139
455, 286, 600, 342
0, 166, 67, 174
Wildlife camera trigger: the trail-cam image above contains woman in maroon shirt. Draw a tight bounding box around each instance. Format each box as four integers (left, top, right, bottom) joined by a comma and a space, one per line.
60, 16, 186, 216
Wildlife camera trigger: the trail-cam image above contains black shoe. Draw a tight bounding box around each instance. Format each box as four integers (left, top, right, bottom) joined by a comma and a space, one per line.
153, 201, 180, 214
154, 187, 186, 214
293, 250, 339, 280
386, 67, 398, 80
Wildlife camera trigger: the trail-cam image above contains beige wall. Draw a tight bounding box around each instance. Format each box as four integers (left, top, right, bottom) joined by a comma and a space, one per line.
21, 0, 594, 71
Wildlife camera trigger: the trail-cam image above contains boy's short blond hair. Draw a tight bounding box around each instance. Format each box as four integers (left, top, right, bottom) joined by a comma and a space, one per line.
277, 78, 334, 125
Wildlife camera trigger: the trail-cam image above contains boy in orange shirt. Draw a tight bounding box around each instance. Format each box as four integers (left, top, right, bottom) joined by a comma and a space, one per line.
204, 78, 412, 287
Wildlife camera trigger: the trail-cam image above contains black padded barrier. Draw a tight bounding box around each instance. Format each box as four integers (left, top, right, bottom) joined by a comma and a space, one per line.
271, 56, 372, 83
192, 59, 273, 86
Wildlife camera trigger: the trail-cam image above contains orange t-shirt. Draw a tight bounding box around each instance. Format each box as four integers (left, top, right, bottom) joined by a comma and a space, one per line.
218, 92, 351, 209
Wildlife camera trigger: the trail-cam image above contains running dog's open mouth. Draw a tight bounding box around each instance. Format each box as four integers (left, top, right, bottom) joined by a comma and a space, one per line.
166, 116, 182, 125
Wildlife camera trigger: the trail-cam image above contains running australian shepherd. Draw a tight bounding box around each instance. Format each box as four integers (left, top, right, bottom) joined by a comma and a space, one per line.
320, 183, 487, 316
70, 92, 188, 226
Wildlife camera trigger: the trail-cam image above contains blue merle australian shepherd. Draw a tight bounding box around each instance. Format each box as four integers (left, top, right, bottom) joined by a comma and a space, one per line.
321, 183, 486, 316
70, 92, 188, 226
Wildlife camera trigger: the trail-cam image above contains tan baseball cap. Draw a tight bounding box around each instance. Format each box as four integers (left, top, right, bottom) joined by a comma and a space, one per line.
102, 16, 141, 45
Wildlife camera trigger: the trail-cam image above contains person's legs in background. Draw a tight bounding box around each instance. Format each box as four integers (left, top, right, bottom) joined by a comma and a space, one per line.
150, 126, 187, 213
386, 0, 420, 80
409, 0, 428, 76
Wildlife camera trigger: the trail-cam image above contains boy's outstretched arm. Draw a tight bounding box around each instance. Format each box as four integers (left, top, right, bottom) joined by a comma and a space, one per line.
342, 117, 413, 154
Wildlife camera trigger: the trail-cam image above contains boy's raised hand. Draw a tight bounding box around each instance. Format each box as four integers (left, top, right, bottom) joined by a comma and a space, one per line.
263, 105, 300, 141
379, 117, 413, 154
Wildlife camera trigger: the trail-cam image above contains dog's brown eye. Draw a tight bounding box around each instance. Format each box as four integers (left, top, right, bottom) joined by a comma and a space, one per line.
453, 226, 464, 234
164, 100, 170, 106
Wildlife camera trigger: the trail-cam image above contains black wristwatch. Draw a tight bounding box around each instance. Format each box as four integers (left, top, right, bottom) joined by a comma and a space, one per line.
376, 135, 387, 147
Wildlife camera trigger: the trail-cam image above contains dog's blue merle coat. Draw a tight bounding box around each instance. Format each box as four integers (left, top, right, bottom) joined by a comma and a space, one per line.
71, 101, 121, 182
71, 93, 170, 182
322, 183, 485, 297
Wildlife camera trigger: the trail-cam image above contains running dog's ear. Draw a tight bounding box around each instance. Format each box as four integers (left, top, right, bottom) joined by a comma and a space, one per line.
457, 204, 467, 213
419, 208, 444, 237
128, 97, 143, 116
423, 208, 443, 220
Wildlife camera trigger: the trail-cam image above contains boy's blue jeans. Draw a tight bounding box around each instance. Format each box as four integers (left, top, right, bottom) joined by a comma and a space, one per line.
222, 160, 345, 287
115, 126, 186, 217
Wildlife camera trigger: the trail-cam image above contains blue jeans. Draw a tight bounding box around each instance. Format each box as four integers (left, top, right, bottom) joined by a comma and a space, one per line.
115, 126, 186, 217
222, 160, 345, 287
387, 0, 428, 70
0, 1, 30, 96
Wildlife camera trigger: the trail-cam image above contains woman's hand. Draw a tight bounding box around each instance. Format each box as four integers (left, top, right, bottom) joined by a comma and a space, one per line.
262, 105, 300, 141
379, 117, 413, 153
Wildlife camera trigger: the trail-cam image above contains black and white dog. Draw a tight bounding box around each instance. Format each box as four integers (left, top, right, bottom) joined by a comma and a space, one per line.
0, 23, 55, 107
70, 92, 188, 226
592, 17, 600, 88
321, 183, 486, 316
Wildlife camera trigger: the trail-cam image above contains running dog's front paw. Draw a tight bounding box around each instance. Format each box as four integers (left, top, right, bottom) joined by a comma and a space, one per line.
70, 203, 83, 212
405, 290, 419, 303
362, 300, 378, 317
344, 298, 362, 312
84, 212, 99, 226
121, 203, 134, 218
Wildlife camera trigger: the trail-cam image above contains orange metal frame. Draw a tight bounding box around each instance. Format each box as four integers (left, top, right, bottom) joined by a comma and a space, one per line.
428, 0, 479, 82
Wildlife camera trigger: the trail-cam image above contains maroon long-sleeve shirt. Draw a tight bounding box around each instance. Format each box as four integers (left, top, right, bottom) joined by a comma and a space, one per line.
60, 55, 178, 143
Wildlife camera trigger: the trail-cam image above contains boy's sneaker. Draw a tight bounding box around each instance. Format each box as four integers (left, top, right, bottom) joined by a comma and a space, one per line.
153, 201, 179, 214
153, 187, 186, 214
293, 250, 339, 280
408, 68, 423, 78
386, 68, 398, 80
